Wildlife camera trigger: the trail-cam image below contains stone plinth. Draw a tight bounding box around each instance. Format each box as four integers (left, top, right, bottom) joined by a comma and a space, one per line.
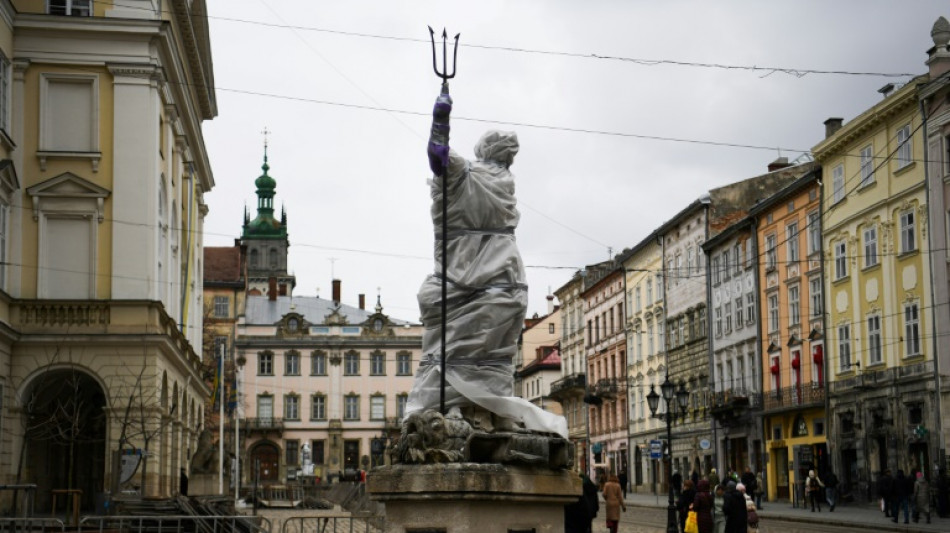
187, 474, 223, 496
368, 463, 581, 533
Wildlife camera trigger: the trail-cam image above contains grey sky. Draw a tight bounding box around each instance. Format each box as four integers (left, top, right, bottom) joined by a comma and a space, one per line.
202, 0, 946, 321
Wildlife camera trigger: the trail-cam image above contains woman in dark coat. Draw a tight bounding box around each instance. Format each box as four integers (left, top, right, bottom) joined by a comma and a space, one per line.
677, 479, 696, 533
692, 479, 714, 533
722, 481, 747, 533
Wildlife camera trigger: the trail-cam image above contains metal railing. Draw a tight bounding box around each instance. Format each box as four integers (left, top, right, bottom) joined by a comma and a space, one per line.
550, 373, 586, 397
761, 384, 824, 411
280, 515, 384, 533
78, 514, 271, 533
0, 518, 65, 533
594, 378, 618, 398
245, 417, 285, 432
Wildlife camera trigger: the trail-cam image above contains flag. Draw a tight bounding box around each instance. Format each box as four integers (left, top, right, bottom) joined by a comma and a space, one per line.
211, 353, 223, 411
226, 369, 238, 416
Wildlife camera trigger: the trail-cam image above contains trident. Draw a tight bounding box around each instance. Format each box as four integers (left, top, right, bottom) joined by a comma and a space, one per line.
428, 26, 459, 93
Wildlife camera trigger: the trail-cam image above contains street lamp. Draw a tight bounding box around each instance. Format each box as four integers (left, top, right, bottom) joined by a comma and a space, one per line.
647, 375, 690, 533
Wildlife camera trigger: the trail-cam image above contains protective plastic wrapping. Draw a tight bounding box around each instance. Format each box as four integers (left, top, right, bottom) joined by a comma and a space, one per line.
406, 130, 569, 439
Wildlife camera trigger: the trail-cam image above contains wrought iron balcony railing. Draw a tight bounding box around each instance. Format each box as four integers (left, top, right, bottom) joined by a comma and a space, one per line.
243, 417, 285, 433
550, 373, 586, 399
761, 384, 825, 411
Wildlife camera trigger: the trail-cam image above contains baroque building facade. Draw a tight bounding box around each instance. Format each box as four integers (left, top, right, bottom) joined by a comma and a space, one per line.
550, 273, 589, 474
0, 0, 215, 510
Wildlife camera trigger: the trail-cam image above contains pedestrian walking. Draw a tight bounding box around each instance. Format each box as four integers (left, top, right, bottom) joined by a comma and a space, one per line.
602, 474, 626, 533
678, 479, 696, 533
740, 467, 756, 496
913, 471, 931, 524
708, 468, 720, 492
564, 473, 599, 533
692, 479, 714, 533
824, 469, 838, 511
722, 480, 747, 533
673, 470, 684, 500
713, 483, 726, 533
805, 470, 823, 512
618, 469, 628, 499
753, 471, 764, 510
892, 469, 909, 524
879, 469, 893, 517
738, 483, 758, 531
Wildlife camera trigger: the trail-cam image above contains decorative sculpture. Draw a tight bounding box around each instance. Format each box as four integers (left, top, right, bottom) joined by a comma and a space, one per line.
399, 28, 570, 467
190, 429, 217, 474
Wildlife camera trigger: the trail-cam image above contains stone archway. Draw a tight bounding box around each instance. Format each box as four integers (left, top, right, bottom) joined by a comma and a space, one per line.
21, 368, 107, 512
249, 442, 280, 483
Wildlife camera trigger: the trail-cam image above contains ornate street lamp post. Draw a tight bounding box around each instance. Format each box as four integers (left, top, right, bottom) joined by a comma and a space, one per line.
647, 375, 690, 533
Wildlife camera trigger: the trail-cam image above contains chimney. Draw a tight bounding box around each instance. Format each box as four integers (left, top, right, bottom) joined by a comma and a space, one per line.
332, 279, 341, 304
268, 277, 277, 301
824, 118, 843, 139
877, 83, 895, 98
767, 157, 790, 172
359, 294, 366, 310
547, 294, 555, 315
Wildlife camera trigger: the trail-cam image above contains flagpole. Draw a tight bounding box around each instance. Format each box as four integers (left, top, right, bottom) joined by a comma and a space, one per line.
234, 360, 241, 505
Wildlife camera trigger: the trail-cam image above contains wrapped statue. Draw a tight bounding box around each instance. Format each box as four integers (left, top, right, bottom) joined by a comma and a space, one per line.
403, 86, 567, 441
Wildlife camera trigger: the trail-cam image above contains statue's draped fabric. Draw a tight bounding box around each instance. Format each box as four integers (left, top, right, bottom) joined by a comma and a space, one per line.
406, 130, 568, 438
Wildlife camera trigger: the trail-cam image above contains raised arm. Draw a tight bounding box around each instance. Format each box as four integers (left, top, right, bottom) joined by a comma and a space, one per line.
427, 90, 452, 177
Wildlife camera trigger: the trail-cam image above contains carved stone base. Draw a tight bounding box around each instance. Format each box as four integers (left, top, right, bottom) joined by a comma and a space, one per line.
368, 463, 581, 533
187, 473, 223, 496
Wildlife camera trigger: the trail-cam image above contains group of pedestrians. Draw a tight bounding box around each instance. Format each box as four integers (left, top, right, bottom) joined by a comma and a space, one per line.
672, 466, 762, 533
877, 468, 933, 524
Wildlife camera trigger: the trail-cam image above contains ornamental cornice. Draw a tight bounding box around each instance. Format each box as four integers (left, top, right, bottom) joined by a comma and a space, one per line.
107, 63, 159, 79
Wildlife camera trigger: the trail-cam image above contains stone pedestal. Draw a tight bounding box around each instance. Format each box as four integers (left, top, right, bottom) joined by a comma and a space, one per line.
187, 474, 223, 496
368, 463, 581, 533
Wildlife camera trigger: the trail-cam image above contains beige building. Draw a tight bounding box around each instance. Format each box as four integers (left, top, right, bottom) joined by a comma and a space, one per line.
815, 75, 934, 501
515, 301, 563, 415
236, 281, 422, 483
0, 0, 216, 510
551, 273, 589, 474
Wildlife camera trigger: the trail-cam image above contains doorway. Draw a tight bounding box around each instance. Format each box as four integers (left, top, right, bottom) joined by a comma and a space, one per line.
250, 442, 280, 482
773, 447, 789, 499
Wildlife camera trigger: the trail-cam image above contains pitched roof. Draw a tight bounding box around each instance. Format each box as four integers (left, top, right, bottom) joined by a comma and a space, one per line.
244, 294, 414, 326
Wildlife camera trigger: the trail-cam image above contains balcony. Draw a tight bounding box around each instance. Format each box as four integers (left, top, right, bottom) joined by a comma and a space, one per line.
761, 384, 825, 412
550, 373, 586, 400
594, 378, 619, 399
244, 417, 284, 435
710, 388, 760, 426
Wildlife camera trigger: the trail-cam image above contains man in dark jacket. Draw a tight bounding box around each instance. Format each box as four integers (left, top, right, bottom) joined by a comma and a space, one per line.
879, 469, 893, 517
740, 467, 756, 496
565, 473, 599, 533
722, 480, 747, 533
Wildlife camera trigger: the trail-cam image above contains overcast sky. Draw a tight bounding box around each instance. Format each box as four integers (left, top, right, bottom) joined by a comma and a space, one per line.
201, 0, 947, 322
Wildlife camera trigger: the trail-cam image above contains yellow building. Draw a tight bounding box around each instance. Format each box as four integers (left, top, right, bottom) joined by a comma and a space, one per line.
551, 273, 590, 474
749, 168, 825, 504
814, 77, 934, 502
0, 0, 216, 510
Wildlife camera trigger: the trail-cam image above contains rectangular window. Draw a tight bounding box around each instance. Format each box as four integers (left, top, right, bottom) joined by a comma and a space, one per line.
734, 243, 742, 274
655, 274, 663, 300
687, 247, 694, 275
735, 297, 743, 329
213, 296, 229, 318
788, 286, 800, 326
834, 241, 848, 280
768, 294, 779, 332
810, 277, 823, 317
765, 234, 777, 270
344, 351, 359, 375
258, 352, 273, 376
311, 351, 327, 376
41, 74, 98, 152
370, 396, 385, 420
715, 307, 722, 337
807, 211, 821, 254
285, 440, 299, 466
396, 352, 411, 375
647, 322, 654, 356
833, 164, 845, 203
311, 395, 326, 421
868, 315, 882, 365
312, 440, 325, 464
370, 351, 385, 376
722, 250, 731, 281
905, 304, 921, 356
48, 0, 92, 16
786, 222, 800, 263
900, 209, 916, 253
698, 308, 706, 338
397, 394, 408, 419
344, 395, 360, 420
284, 395, 299, 420
860, 145, 874, 186
746, 293, 754, 325
285, 351, 300, 376
257, 395, 273, 422
897, 124, 912, 168
712, 256, 721, 285
838, 324, 851, 371
863, 226, 878, 268
635, 286, 641, 312
724, 302, 732, 333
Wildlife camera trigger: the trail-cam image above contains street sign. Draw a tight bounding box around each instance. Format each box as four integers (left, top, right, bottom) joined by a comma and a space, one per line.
650, 439, 663, 459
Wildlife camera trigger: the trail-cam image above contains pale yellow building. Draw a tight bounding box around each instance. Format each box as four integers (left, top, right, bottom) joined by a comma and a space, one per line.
551, 273, 589, 474
815, 76, 934, 501
0, 0, 216, 510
